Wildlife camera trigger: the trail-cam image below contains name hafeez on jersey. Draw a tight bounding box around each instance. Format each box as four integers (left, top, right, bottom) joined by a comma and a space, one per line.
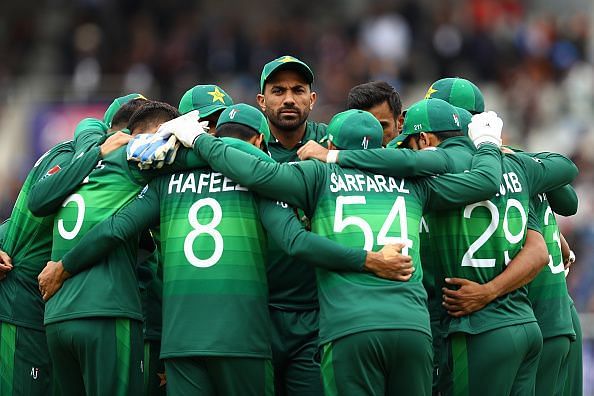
167, 172, 248, 195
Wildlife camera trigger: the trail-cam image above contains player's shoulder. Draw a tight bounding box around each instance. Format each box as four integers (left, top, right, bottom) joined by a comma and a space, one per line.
305, 121, 328, 142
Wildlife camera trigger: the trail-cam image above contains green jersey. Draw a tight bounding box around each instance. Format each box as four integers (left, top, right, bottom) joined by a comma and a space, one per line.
54, 138, 367, 359
526, 194, 575, 339
137, 247, 163, 341
192, 134, 504, 345
267, 121, 327, 309
428, 152, 577, 335
340, 137, 477, 325
0, 119, 108, 330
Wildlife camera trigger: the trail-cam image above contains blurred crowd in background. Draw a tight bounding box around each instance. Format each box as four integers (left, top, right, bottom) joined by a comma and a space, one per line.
0, 0, 592, 312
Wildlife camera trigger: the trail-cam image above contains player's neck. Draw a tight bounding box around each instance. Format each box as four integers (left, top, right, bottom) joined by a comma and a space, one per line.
270, 123, 307, 150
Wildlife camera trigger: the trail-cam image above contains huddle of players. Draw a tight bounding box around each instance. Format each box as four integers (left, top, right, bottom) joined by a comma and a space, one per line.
0, 54, 582, 396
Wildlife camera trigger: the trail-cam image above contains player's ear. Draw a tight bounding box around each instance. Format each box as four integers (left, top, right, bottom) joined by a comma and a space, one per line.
309, 91, 317, 109
257, 94, 266, 111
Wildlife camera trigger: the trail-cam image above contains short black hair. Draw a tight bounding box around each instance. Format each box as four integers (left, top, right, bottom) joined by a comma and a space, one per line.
215, 123, 259, 141
127, 101, 180, 134
347, 81, 402, 118
432, 130, 464, 142
110, 98, 148, 131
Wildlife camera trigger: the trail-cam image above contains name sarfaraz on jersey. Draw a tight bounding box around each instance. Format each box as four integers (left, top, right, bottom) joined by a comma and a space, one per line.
329, 172, 410, 194
167, 172, 248, 195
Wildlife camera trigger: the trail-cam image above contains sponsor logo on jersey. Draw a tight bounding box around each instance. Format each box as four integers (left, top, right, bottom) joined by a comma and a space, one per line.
30, 367, 39, 380
45, 165, 62, 177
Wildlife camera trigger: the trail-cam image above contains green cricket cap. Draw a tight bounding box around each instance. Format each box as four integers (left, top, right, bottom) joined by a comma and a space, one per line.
401, 99, 462, 137
454, 106, 472, 136
325, 109, 383, 150
103, 93, 146, 128
260, 55, 314, 93
178, 84, 233, 117
425, 77, 485, 114
216, 103, 271, 144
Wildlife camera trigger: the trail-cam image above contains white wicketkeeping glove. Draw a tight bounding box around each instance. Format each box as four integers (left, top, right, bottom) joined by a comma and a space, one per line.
156, 110, 208, 148
468, 111, 503, 148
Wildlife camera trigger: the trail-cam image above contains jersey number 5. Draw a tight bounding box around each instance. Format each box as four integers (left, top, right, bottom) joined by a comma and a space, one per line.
334, 195, 412, 254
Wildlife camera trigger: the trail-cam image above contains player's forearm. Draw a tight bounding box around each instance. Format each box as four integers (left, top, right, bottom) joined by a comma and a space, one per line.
28, 147, 102, 217
546, 184, 578, 216
338, 148, 449, 178
428, 144, 502, 210
529, 152, 579, 193
194, 134, 309, 209
260, 199, 365, 271
73, 118, 108, 154
62, 193, 158, 274
487, 229, 548, 299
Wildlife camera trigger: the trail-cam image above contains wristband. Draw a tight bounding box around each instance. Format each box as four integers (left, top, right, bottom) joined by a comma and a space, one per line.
326, 150, 339, 164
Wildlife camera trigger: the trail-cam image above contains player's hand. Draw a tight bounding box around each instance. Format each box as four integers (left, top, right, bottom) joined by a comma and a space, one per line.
297, 141, 329, 161
564, 250, 576, 271
100, 131, 132, 157
442, 278, 497, 317
38, 260, 71, 301
468, 111, 503, 148
364, 243, 414, 281
157, 110, 208, 148
0, 250, 13, 280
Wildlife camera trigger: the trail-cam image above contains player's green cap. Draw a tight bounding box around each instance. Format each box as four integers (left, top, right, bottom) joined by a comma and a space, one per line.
260, 55, 314, 93
390, 98, 463, 147
217, 103, 271, 144
325, 109, 383, 150
454, 106, 472, 136
425, 77, 485, 114
178, 84, 233, 117
103, 93, 146, 128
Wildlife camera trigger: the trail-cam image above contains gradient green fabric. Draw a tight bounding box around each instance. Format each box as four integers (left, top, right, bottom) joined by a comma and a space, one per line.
425, 78, 485, 114
260, 55, 314, 92
429, 152, 577, 336
178, 85, 233, 116
564, 303, 582, 396
325, 109, 383, 150
526, 194, 575, 339
193, 134, 505, 347
45, 147, 148, 325
0, 141, 74, 330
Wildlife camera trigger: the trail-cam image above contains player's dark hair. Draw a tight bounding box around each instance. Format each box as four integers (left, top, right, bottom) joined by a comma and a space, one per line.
347, 81, 402, 118
215, 123, 259, 141
432, 130, 464, 142
127, 101, 180, 134
110, 98, 148, 131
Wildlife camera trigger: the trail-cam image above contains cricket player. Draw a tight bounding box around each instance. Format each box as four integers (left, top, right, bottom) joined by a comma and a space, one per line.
38, 103, 412, 396
346, 81, 403, 145
257, 55, 329, 395
34, 101, 197, 396
0, 93, 144, 395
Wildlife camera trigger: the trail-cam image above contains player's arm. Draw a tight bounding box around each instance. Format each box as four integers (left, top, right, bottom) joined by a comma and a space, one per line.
329, 146, 452, 178
443, 202, 548, 317
28, 132, 131, 217
545, 184, 578, 216
37, 184, 160, 301
72, 117, 109, 154
519, 152, 578, 194
258, 199, 414, 281
192, 134, 317, 211
422, 144, 503, 210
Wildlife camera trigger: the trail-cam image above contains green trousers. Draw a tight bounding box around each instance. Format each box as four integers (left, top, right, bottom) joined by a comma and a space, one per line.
46, 317, 143, 396
321, 329, 433, 396
0, 321, 51, 396
563, 303, 582, 396
164, 356, 273, 396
